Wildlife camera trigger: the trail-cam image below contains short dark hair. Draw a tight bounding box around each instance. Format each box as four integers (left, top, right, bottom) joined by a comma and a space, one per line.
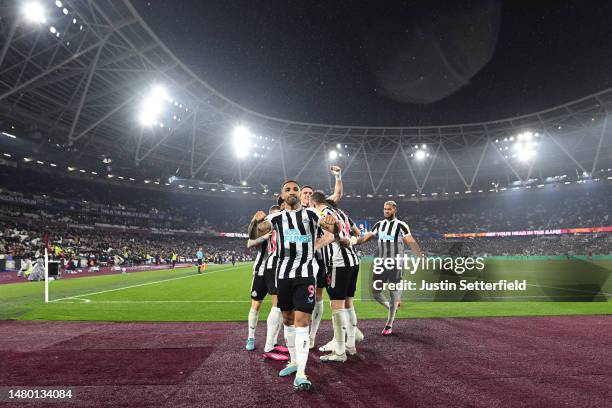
301, 185, 313, 191
310, 190, 327, 205
281, 179, 299, 189
269, 204, 280, 212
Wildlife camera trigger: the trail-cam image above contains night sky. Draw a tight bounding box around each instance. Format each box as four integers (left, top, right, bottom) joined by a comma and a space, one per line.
133, 0, 612, 126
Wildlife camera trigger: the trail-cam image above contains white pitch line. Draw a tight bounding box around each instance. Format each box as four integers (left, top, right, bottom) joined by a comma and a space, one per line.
53, 300, 252, 304
51, 293, 612, 304
49, 265, 238, 303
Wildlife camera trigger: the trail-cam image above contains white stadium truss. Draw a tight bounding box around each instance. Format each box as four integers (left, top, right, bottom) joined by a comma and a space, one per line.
0, 0, 611, 197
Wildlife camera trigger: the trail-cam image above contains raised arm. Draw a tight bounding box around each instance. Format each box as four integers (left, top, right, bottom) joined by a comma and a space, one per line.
327, 165, 343, 204
248, 211, 272, 239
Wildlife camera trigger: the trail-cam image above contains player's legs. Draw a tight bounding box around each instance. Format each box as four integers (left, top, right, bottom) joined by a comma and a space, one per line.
291, 278, 316, 390
383, 269, 402, 335
372, 266, 390, 309
320, 266, 349, 362
345, 265, 362, 350
264, 268, 283, 352
247, 275, 268, 350
309, 259, 327, 348
277, 279, 299, 378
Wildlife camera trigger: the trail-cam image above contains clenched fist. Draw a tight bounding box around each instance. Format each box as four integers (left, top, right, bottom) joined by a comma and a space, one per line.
320, 214, 337, 228
253, 211, 267, 222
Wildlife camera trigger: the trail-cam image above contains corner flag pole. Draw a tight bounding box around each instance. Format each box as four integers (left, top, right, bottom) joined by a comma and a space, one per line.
44, 247, 49, 303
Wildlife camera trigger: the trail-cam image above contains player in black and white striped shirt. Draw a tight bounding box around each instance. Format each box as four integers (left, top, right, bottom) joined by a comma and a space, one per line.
300, 166, 345, 350
356, 200, 422, 336
309, 191, 362, 362
250, 180, 339, 391
244, 204, 286, 357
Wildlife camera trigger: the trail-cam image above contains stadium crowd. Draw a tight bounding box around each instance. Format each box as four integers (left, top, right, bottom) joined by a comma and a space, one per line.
1, 165, 610, 269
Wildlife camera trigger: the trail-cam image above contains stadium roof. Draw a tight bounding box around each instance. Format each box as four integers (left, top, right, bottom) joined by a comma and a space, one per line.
0, 0, 611, 196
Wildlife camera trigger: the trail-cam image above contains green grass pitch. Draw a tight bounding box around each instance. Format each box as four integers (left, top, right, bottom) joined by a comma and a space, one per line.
1, 261, 611, 322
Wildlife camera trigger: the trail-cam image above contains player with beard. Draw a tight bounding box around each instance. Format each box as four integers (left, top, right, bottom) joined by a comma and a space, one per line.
355, 201, 422, 335
249, 180, 339, 391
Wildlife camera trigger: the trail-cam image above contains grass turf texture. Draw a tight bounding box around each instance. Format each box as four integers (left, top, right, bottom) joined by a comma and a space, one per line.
1, 261, 611, 322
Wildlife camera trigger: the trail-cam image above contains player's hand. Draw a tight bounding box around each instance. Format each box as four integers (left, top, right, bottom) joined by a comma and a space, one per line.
253, 211, 266, 222
321, 214, 338, 230
330, 165, 341, 176
338, 238, 351, 248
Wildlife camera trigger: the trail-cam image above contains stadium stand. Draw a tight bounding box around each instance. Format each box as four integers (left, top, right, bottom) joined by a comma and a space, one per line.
1, 165, 610, 272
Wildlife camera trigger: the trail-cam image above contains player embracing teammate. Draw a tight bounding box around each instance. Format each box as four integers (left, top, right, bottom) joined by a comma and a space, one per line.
250, 180, 340, 391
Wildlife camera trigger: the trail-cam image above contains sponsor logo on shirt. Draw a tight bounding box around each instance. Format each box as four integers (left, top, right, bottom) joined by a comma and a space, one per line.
283, 228, 313, 243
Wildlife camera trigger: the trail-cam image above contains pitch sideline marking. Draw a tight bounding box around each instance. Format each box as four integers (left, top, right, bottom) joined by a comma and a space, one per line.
51, 293, 611, 304
49, 265, 239, 303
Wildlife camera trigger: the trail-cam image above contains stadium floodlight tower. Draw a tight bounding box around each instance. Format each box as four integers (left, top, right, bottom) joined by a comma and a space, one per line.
411, 144, 430, 161
328, 150, 339, 160
233, 126, 253, 159
514, 131, 538, 162
138, 85, 168, 126
22, 2, 47, 23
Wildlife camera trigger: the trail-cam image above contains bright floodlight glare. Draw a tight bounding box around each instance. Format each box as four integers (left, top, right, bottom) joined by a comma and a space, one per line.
329, 150, 338, 160
415, 150, 426, 160
233, 126, 252, 159
514, 141, 536, 161
23, 2, 46, 23
138, 85, 168, 126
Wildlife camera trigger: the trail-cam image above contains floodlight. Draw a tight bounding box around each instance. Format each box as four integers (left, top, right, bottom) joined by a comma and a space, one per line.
415, 150, 426, 160
139, 85, 168, 126
233, 126, 252, 159
22, 2, 46, 23
329, 150, 338, 160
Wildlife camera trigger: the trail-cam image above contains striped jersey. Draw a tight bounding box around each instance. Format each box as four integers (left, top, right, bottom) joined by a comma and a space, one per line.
264, 229, 279, 272
267, 207, 322, 279
315, 207, 334, 267
371, 218, 411, 259
328, 207, 360, 267
252, 239, 268, 276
